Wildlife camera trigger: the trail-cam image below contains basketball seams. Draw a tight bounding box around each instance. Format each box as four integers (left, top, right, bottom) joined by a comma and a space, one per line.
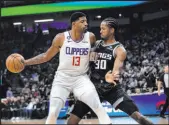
14, 57, 20, 72
12, 57, 17, 73
17, 57, 24, 68
13, 54, 24, 65
13, 56, 24, 69
12, 55, 19, 73
7, 54, 24, 73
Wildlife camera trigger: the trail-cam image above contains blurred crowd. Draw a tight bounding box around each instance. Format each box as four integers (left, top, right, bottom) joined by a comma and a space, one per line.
0, 18, 168, 120
120, 24, 169, 94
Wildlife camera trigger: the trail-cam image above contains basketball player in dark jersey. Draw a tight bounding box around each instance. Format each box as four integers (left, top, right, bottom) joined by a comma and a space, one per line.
67, 17, 154, 125
157, 64, 169, 118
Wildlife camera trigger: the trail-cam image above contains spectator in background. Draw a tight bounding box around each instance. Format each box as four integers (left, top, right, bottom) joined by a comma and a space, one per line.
144, 67, 156, 92
20, 97, 28, 119
22, 84, 31, 96
26, 98, 36, 119
6, 87, 13, 98
1, 98, 9, 119
157, 64, 169, 118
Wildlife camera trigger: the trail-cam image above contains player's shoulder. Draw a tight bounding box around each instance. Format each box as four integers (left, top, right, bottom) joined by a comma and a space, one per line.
115, 41, 125, 49
52, 32, 65, 47
114, 41, 126, 54
89, 32, 96, 40
88, 32, 96, 45
114, 41, 124, 46
94, 40, 103, 47
54, 32, 65, 41
89, 32, 95, 37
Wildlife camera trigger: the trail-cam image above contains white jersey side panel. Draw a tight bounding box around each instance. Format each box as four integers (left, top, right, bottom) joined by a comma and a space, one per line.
57, 31, 91, 76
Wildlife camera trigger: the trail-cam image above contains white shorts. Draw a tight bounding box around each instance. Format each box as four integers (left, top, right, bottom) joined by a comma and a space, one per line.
50, 71, 96, 106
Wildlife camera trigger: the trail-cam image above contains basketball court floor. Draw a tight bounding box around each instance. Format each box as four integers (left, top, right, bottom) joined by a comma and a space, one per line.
1, 115, 168, 124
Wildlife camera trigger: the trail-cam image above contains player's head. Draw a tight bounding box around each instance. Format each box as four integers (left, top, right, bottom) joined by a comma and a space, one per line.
70, 12, 88, 33
100, 17, 118, 40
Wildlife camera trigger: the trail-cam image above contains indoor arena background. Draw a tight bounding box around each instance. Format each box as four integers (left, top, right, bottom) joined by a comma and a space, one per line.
1, 0, 169, 124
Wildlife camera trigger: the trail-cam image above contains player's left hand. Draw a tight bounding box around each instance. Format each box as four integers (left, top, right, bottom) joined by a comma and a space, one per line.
105, 70, 120, 85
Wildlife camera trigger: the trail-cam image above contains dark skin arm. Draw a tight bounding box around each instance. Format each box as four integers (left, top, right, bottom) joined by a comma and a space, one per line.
89, 32, 96, 46
105, 46, 126, 85
89, 32, 98, 61
24, 33, 64, 66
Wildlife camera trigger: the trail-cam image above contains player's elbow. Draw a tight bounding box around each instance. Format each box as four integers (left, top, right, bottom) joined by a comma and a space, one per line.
43, 53, 52, 62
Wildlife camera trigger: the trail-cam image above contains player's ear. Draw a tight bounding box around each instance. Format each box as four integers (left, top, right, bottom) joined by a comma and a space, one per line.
72, 21, 75, 27
111, 28, 115, 34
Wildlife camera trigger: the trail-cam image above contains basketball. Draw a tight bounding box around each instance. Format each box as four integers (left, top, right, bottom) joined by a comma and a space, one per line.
6, 53, 25, 73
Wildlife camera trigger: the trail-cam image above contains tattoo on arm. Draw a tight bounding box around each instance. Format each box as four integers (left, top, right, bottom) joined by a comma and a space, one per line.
25, 53, 47, 66
24, 33, 62, 66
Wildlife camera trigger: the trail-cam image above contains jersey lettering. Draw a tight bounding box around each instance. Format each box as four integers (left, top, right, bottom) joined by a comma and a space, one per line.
97, 53, 112, 60
66, 47, 89, 55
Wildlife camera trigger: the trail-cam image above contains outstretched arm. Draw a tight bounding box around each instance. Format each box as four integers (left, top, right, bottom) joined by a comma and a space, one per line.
24, 33, 63, 66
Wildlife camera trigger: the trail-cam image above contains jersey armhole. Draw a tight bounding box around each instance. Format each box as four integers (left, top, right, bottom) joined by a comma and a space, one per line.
95, 40, 102, 48
113, 45, 125, 58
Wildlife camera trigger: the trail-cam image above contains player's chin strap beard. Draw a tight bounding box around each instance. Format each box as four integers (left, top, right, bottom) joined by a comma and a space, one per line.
101, 37, 108, 41
131, 111, 154, 125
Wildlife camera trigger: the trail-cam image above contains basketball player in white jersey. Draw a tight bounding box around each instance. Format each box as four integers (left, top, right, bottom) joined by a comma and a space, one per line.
21, 12, 112, 124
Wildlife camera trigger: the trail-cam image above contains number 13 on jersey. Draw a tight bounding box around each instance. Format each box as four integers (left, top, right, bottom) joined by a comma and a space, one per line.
72, 56, 81, 66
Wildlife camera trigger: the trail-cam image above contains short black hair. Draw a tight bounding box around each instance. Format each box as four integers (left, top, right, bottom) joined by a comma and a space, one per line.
102, 17, 119, 31
70, 12, 86, 24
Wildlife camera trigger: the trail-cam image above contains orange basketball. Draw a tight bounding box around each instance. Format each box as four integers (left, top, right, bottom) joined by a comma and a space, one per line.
6, 53, 25, 73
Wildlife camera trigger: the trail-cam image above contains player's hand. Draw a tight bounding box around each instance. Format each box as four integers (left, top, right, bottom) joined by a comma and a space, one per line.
89, 52, 98, 62
20, 58, 26, 66
105, 70, 120, 86
158, 91, 161, 96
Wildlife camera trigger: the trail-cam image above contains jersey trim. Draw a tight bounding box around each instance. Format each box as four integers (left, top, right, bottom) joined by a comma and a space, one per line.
102, 41, 119, 47
68, 31, 85, 43
113, 44, 123, 58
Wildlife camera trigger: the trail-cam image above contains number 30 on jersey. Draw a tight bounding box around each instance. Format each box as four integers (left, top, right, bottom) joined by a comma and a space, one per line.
95, 60, 106, 69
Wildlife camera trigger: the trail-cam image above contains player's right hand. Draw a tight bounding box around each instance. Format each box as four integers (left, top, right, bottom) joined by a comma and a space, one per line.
105, 70, 120, 86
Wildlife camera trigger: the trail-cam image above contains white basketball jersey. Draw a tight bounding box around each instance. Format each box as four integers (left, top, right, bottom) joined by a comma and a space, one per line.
57, 31, 91, 76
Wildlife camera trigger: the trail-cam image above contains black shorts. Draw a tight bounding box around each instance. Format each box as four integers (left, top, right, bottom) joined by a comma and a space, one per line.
71, 88, 139, 119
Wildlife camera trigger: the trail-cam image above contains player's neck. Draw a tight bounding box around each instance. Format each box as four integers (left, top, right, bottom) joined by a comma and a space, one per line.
104, 38, 116, 45
70, 29, 84, 41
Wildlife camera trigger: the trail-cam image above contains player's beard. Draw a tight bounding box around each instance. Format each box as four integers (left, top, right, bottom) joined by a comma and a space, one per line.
84, 29, 87, 33
82, 26, 88, 33
101, 37, 108, 41
101, 34, 113, 41
83, 27, 87, 33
